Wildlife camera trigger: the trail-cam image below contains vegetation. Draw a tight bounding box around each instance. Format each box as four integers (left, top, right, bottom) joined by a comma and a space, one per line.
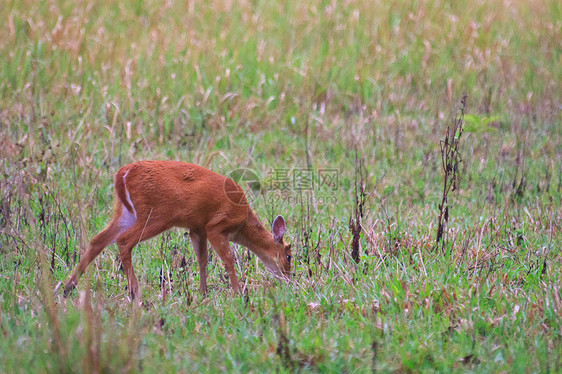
1, 0, 560, 372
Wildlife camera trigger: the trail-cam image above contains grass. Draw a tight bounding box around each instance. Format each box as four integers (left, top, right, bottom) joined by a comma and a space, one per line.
1, 0, 561, 372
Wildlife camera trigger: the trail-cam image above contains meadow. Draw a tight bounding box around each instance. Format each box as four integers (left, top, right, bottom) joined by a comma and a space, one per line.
0, 0, 560, 372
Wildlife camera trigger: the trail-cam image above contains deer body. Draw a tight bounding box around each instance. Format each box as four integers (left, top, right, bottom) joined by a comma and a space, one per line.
64, 160, 291, 299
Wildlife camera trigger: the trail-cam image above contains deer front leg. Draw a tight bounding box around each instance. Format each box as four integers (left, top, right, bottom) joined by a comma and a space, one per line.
189, 230, 209, 295
207, 231, 241, 293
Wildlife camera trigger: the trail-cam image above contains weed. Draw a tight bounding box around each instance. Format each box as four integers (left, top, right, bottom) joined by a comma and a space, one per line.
350, 150, 367, 264
435, 94, 467, 251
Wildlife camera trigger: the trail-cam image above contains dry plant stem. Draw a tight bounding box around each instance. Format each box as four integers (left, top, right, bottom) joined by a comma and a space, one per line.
38, 250, 65, 362
435, 93, 467, 251
45, 185, 72, 267
72, 146, 89, 263
276, 310, 292, 368
349, 150, 366, 264
81, 286, 101, 374
298, 194, 321, 278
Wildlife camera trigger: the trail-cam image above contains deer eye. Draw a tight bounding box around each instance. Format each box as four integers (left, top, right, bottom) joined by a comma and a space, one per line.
286, 255, 291, 263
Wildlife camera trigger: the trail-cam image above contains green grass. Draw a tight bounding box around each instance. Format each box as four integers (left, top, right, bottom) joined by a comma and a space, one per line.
1, 0, 561, 372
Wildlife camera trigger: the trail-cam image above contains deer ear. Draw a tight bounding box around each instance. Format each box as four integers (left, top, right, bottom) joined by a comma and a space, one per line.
272, 215, 286, 243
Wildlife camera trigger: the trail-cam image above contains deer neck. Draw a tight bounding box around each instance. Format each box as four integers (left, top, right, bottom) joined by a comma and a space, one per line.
233, 211, 276, 258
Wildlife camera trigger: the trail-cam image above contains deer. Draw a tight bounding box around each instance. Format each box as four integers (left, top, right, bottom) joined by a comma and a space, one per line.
63, 160, 291, 299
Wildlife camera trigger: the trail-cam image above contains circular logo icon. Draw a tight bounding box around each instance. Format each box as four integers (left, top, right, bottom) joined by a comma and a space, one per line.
225, 168, 262, 204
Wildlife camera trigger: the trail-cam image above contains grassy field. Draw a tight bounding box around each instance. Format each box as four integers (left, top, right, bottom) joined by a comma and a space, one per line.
1, 0, 560, 372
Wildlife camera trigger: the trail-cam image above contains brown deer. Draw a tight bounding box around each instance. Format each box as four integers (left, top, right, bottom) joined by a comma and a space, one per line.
64, 161, 291, 299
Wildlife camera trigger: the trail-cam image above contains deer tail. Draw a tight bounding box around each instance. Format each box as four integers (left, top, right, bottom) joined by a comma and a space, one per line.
115, 166, 135, 215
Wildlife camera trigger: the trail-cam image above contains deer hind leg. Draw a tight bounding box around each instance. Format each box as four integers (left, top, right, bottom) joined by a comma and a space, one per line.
64, 204, 135, 297
115, 214, 173, 300
189, 230, 209, 295
206, 228, 241, 293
